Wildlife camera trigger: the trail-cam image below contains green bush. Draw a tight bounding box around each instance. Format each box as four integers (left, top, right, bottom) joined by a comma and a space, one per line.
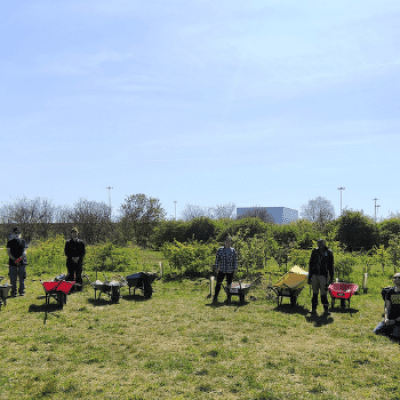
161, 240, 217, 277
86, 242, 138, 272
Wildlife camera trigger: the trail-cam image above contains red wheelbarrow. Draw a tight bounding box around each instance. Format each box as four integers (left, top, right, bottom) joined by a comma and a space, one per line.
41, 280, 76, 308
328, 282, 358, 309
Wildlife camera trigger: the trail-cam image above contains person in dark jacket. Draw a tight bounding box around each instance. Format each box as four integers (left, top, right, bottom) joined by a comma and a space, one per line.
308, 239, 334, 315
64, 227, 86, 289
6, 227, 28, 297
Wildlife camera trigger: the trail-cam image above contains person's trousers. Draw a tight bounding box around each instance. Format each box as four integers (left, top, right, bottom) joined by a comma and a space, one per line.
214, 272, 234, 298
9, 265, 26, 295
374, 321, 400, 337
66, 263, 83, 285
311, 274, 329, 306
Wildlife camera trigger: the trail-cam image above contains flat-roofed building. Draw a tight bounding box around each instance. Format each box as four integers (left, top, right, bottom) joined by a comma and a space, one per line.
236, 207, 298, 224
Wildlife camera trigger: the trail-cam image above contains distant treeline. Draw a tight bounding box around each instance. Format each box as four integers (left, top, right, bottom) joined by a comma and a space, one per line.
1, 210, 400, 253
1, 195, 400, 252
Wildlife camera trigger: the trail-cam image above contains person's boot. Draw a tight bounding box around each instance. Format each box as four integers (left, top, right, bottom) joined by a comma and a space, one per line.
212, 296, 218, 305
311, 303, 317, 315
311, 293, 318, 315
321, 295, 331, 315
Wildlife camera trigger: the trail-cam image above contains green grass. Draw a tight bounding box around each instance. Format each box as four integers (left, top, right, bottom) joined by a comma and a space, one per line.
0, 256, 399, 399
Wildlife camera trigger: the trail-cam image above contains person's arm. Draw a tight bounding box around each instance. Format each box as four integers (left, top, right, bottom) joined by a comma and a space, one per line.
81, 241, 86, 258
328, 251, 334, 283
214, 249, 220, 273
6, 248, 15, 261
64, 241, 69, 257
308, 251, 314, 284
384, 299, 393, 325
233, 249, 238, 274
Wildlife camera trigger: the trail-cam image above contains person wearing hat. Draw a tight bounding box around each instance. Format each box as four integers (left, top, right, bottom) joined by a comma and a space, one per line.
212, 237, 238, 305
374, 273, 400, 338
64, 227, 86, 290
6, 227, 28, 297
308, 239, 335, 316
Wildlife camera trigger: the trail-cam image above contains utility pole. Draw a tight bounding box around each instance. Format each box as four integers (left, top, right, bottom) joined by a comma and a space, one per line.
174, 201, 177, 220
106, 187, 113, 220
376, 204, 381, 222
337, 187, 345, 216
373, 198, 379, 222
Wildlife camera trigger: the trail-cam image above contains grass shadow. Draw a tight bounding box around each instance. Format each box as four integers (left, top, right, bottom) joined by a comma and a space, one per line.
28, 303, 63, 313
87, 298, 115, 306
305, 313, 335, 327
272, 303, 310, 316
121, 294, 152, 302
330, 307, 359, 315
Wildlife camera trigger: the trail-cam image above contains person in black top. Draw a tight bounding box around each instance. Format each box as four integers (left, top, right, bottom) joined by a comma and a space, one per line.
374, 273, 400, 338
308, 239, 335, 316
64, 227, 86, 289
6, 227, 28, 297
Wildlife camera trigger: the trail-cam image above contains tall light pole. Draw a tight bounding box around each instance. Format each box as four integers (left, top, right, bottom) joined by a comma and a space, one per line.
337, 187, 345, 216
106, 186, 113, 220
174, 201, 177, 220
373, 198, 379, 222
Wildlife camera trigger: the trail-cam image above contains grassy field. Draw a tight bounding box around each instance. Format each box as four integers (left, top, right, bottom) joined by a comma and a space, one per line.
0, 255, 399, 399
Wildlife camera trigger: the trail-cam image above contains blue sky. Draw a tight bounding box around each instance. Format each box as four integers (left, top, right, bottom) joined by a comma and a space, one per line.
2, 0, 400, 221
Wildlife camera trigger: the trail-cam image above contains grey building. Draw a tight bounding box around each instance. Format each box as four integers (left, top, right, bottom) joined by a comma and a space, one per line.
236, 207, 298, 224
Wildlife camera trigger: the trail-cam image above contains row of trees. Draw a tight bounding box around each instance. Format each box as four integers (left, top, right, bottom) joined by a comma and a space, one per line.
1, 195, 400, 253
0, 195, 165, 245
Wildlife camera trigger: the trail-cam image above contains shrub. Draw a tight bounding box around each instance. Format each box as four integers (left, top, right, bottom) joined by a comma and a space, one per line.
161, 240, 217, 277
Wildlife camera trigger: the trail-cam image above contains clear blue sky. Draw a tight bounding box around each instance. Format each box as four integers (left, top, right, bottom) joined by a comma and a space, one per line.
2, 1, 399, 221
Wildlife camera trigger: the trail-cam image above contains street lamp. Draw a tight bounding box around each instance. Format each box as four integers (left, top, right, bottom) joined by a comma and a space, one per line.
373, 198, 379, 222
106, 187, 113, 220
337, 187, 345, 216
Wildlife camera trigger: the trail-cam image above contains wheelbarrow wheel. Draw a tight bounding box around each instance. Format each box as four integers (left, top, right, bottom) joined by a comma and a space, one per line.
290, 295, 297, 307
340, 299, 346, 309
239, 294, 245, 304
331, 298, 335, 309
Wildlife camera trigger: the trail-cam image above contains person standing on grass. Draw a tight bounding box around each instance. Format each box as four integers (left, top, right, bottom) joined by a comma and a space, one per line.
308, 239, 335, 316
374, 273, 400, 338
64, 227, 86, 291
6, 227, 28, 297
212, 237, 238, 305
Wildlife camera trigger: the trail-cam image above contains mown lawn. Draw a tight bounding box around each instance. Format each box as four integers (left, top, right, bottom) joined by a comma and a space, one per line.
0, 267, 399, 400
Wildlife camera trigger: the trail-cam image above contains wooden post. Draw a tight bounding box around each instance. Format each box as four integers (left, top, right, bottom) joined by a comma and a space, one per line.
210, 276, 215, 298
159, 262, 163, 278
362, 273, 368, 294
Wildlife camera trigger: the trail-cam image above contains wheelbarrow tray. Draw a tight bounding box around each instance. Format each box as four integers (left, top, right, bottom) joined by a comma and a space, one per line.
328, 282, 358, 309
41, 280, 76, 308
0, 284, 11, 308
0, 285, 11, 299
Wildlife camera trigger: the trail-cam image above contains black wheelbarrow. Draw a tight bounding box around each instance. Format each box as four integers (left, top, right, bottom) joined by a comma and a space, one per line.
126, 272, 158, 299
